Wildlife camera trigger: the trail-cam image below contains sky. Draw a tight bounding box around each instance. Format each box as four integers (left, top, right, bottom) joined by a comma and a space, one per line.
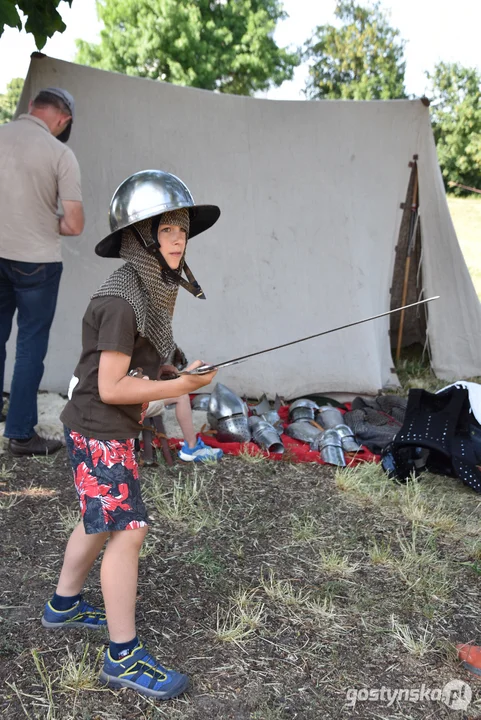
0, 0, 480, 98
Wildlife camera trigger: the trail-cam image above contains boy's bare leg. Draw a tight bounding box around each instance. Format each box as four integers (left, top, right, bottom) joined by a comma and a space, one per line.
164, 394, 197, 448
56, 521, 109, 596
100, 525, 148, 642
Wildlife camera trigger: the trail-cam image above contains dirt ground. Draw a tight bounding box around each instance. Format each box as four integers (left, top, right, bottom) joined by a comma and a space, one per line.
1, 447, 481, 720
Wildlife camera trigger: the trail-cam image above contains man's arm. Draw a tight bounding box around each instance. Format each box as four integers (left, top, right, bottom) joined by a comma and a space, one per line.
59, 200, 85, 236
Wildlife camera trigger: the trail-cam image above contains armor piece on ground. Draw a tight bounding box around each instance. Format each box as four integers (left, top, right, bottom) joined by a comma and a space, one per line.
248, 416, 284, 454
96, 170, 221, 257
191, 393, 211, 411
260, 410, 282, 430
313, 429, 346, 467
250, 394, 271, 417
351, 395, 407, 425
207, 383, 248, 429
216, 416, 251, 444
274, 394, 283, 412
288, 399, 319, 423
333, 424, 362, 452
208, 383, 250, 442
316, 405, 344, 429
343, 407, 402, 454
386, 386, 481, 492
285, 421, 322, 445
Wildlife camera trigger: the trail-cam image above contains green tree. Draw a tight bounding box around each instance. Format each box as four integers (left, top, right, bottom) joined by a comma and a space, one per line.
427, 62, 481, 193
0, 77, 24, 124
76, 0, 298, 96
304, 0, 406, 100
0, 0, 72, 49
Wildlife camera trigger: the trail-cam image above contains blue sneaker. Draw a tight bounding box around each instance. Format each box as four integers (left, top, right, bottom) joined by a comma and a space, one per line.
99, 642, 189, 699
178, 437, 223, 463
41, 598, 107, 629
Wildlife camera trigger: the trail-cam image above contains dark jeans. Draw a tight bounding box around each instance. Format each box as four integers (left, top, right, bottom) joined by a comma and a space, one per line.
0, 258, 62, 439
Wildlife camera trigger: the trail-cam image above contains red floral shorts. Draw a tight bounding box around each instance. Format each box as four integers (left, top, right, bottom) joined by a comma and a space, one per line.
64, 426, 149, 535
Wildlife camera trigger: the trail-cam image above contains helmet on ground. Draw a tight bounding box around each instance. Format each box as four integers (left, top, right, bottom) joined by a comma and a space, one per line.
95, 169, 220, 258
191, 393, 211, 411
288, 398, 319, 423
208, 383, 250, 443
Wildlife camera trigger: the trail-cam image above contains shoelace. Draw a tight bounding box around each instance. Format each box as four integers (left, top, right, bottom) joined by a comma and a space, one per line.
76, 600, 105, 622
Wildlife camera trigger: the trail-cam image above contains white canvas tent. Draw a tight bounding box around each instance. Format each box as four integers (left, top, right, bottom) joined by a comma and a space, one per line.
6, 54, 481, 398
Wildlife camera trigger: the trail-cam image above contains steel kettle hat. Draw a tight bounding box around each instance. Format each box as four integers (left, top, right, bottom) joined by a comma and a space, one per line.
95, 169, 221, 258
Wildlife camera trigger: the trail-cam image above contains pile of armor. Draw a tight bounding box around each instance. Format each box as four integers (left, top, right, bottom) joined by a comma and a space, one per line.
285, 400, 361, 466
192, 383, 363, 464
203, 383, 285, 453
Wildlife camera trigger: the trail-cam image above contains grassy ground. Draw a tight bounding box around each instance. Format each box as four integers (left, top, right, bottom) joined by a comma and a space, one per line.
0, 197, 480, 719
447, 194, 481, 299
1, 439, 481, 719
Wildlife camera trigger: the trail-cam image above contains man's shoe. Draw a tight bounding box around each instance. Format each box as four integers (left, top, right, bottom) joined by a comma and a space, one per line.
456, 643, 481, 676
41, 598, 107, 629
9, 432, 63, 457
99, 642, 189, 699
178, 437, 223, 463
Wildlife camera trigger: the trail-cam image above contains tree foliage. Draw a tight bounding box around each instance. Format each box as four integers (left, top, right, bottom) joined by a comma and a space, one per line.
0, 77, 24, 124
0, 0, 72, 49
304, 0, 406, 100
75, 0, 298, 96
428, 62, 481, 194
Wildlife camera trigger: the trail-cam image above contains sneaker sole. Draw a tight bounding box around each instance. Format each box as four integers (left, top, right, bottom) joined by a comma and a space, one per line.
41, 617, 106, 630
99, 670, 189, 699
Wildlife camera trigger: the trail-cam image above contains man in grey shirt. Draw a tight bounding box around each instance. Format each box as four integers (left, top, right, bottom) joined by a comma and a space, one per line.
0, 87, 84, 455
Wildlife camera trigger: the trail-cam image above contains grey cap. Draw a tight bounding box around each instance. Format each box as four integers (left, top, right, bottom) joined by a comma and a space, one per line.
42, 87, 75, 143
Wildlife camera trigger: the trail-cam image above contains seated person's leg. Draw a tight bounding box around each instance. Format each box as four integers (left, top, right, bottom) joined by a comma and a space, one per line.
162, 394, 223, 462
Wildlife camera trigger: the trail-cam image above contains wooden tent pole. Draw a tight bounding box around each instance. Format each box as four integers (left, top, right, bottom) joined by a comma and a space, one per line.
396, 163, 419, 362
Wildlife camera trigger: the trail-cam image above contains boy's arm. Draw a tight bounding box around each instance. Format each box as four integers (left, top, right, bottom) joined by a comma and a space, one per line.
98, 351, 216, 405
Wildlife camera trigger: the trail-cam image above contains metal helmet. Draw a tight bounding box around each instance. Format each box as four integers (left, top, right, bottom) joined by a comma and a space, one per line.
95, 169, 220, 258
288, 398, 319, 423
248, 416, 284, 454
207, 383, 248, 429
217, 415, 251, 444
191, 393, 211, 411
208, 383, 250, 443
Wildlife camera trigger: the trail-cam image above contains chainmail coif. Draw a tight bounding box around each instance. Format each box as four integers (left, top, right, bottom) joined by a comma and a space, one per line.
92, 209, 189, 362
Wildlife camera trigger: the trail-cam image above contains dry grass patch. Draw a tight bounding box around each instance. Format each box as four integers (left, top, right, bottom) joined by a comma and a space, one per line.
316, 549, 360, 577
389, 616, 436, 658
56, 505, 81, 536
215, 589, 265, 645
290, 511, 325, 543
146, 468, 225, 533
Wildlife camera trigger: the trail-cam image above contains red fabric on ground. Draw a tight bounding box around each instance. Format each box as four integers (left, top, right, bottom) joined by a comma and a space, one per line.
155, 402, 379, 467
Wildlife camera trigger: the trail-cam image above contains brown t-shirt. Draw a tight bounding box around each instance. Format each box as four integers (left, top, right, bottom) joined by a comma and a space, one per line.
60, 296, 161, 439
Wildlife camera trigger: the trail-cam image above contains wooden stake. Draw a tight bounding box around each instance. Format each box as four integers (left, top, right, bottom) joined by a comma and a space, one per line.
396, 163, 419, 361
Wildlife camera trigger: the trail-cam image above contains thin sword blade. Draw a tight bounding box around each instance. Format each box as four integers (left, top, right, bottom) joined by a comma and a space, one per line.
182, 295, 439, 375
